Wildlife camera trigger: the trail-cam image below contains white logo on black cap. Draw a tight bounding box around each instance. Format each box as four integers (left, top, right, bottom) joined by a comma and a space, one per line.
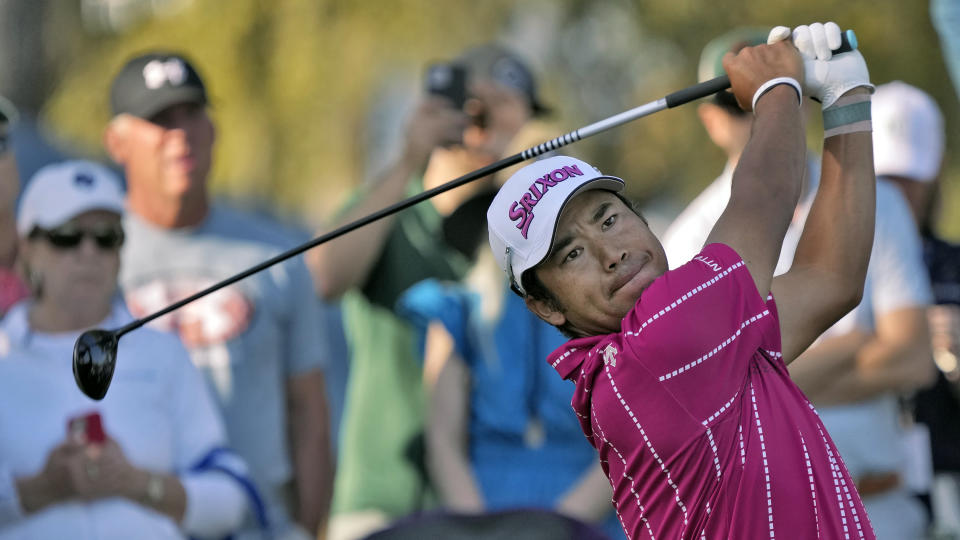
142, 59, 188, 90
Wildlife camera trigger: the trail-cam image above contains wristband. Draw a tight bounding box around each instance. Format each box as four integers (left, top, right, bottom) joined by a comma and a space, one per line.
822, 93, 872, 138
751, 77, 803, 112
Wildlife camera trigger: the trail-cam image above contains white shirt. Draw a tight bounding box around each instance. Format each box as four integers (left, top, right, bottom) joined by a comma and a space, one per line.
0, 300, 249, 540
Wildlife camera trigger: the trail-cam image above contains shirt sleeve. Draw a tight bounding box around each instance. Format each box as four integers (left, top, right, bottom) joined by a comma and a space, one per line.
622, 243, 776, 380
164, 334, 250, 537
282, 258, 329, 376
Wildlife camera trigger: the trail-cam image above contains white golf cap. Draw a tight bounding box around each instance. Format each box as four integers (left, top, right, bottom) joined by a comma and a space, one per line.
872, 81, 945, 183
486, 155, 624, 295
18, 160, 125, 235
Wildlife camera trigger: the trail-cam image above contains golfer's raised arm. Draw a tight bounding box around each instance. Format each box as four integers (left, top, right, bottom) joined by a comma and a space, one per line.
770, 23, 877, 363
704, 35, 806, 297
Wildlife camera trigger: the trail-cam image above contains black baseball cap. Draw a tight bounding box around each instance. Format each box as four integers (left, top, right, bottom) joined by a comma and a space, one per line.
457, 44, 550, 117
110, 52, 208, 119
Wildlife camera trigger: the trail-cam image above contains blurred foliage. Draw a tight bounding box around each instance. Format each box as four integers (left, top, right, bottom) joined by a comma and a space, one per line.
40, 0, 960, 238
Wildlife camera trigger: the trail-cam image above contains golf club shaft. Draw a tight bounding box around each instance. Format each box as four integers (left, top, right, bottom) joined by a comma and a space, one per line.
113, 75, 741, 338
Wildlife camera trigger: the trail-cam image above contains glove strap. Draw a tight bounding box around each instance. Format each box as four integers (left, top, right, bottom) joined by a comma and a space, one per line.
751, 77, 802, 112
823, 93, 872, 138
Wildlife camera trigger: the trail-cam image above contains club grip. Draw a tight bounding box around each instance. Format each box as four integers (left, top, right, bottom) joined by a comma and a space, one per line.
665, 29, 858, 109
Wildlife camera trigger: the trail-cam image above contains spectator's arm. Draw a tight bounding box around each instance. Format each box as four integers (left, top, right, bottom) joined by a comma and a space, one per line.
306, 98, 467, 299
555, 462, 613, 523
286, 370, 333, 535
167, 337, 249, 537
282, 259, 334, 534
790, 306, 935, 404
424, 322, 484, 512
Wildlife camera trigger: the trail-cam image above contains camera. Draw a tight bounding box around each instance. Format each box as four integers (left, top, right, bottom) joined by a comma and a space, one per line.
425, 62, 487, 129
425, 62, 467, 110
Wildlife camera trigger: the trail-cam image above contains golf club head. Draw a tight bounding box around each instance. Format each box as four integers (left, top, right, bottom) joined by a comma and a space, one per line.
73, 329, 119, 400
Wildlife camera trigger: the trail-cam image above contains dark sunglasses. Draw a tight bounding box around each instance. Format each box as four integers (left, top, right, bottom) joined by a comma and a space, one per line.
29, 223, 125, 250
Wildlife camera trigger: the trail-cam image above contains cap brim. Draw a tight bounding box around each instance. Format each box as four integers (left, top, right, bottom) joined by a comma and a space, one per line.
123, 87, 207, 119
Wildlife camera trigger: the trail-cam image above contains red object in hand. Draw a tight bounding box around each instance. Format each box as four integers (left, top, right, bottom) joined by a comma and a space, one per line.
67, 411, 106, 444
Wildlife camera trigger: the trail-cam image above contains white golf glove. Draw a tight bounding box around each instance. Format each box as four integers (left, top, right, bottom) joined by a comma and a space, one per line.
768, 22, 873, 108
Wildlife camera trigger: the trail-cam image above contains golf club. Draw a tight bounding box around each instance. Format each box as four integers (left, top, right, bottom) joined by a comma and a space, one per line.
73, 30, 857, 400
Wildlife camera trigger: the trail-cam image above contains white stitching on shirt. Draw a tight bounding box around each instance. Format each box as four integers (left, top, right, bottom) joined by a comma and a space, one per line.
606, 363, 689, 529
819, 426, 851, 539
704, 391, 739, 426
819, 426, 866, 539
702, 391, 739, 481
625, 261, 744, 340
705, 427, 722, 480
591, 406, 655, 539
799, 432, 820, 537
750, 383, 776, 539
552, 346, 580, 368
658, 309, 770, 381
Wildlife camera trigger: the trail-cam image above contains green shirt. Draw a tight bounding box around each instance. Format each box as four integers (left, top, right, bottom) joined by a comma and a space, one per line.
332, 181, 470, 517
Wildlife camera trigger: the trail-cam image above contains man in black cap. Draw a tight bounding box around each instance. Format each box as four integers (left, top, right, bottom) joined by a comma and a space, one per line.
305, 43, 550, 538
104, 52, 335, 540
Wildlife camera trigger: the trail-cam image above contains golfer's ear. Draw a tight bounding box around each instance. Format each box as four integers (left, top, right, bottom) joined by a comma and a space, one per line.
525, 295, 566, 327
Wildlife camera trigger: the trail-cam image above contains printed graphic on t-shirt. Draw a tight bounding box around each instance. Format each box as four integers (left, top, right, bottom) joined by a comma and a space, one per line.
125, 277, 254, 348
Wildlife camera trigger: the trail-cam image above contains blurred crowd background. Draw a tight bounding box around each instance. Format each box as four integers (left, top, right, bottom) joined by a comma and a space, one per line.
1, 1, 959, 540
3, 0, 957, 237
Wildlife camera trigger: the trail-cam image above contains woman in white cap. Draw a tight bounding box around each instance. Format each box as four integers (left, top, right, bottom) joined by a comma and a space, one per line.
0, 160, 259, 539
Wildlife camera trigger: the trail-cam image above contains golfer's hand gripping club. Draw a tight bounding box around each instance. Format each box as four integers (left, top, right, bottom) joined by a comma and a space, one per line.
663, 27, 858, 111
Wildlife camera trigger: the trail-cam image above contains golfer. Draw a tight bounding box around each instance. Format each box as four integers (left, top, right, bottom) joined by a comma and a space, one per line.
487, 23, 876, 538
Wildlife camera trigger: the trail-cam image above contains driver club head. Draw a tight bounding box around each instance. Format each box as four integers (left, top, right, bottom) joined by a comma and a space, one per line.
72, 329, 119, 400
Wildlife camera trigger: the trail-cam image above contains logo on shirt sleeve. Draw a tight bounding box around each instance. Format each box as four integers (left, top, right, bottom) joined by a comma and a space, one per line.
693, 255, 722, 272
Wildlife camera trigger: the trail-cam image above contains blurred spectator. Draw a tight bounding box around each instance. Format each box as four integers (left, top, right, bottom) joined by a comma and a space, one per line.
103, 52, 334, 540
306, 43, 548, 539
396, 186, 623, 538
932, 0, 960, 99
0, 160, 250, 539
663, 29, 936, 539
872, 80, 960, 537
0, 96, 28, 316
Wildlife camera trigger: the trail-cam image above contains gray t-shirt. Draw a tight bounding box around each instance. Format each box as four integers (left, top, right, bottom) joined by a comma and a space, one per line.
119, 205, 328, 531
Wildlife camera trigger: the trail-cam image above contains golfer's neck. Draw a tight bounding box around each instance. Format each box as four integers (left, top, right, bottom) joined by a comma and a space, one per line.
127, 189, 209, 229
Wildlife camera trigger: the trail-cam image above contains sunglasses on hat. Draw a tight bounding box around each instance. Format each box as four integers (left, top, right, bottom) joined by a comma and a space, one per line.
29, 223, 125, 250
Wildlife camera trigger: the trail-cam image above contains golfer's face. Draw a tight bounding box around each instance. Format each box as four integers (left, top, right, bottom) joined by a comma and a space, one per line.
534, 190, 668, 336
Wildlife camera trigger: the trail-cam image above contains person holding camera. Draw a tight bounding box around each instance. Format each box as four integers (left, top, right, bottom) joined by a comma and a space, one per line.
0, 161, 252, 539
306, 44, 549, 539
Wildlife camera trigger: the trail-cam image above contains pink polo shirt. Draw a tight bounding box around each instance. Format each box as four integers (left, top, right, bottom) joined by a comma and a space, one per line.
549, 243, 874, 539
